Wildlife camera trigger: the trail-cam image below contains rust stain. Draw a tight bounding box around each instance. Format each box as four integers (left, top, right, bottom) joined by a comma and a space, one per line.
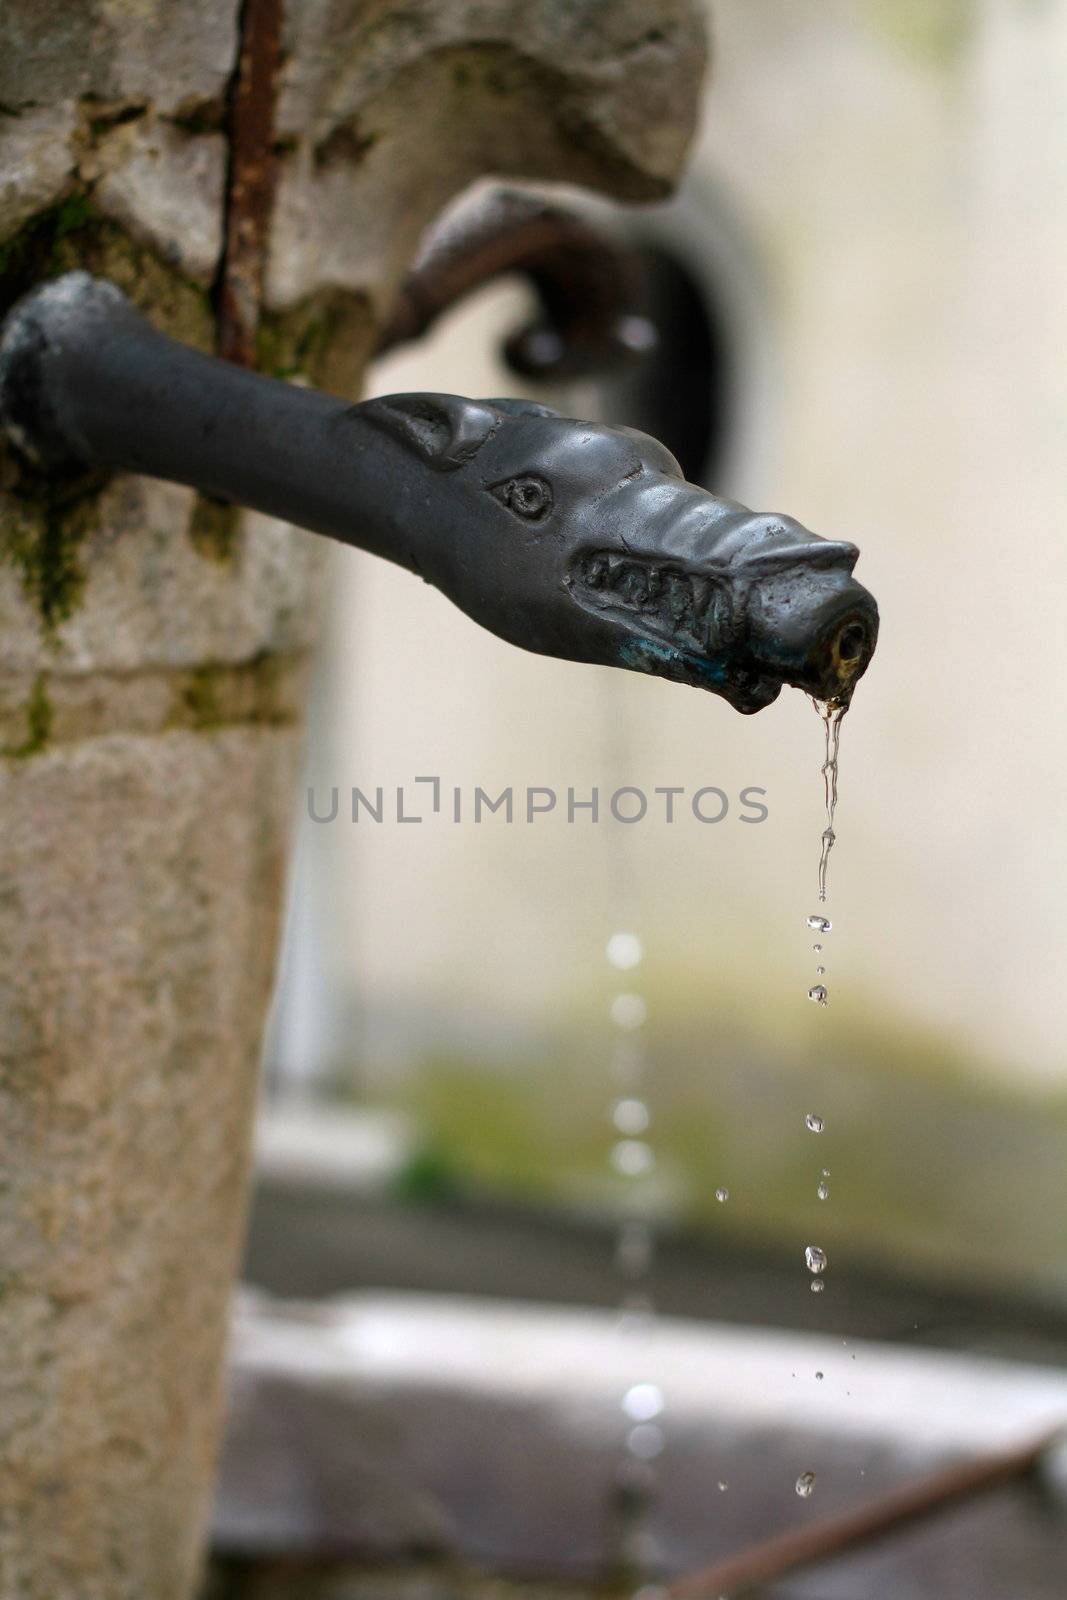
216, 0, 284, 366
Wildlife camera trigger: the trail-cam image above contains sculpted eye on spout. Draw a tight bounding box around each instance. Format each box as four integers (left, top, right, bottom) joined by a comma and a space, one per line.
0, 273, 878, 714
490, 474, 553, 521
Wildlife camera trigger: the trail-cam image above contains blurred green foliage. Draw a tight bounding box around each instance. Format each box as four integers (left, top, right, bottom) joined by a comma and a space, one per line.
356, 967, 1067, 1299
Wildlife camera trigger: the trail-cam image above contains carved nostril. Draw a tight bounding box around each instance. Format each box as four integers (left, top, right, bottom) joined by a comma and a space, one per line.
836, 622, 867, 664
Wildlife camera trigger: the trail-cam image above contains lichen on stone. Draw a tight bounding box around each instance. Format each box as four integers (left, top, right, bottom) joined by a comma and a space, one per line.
3, 671, 52, 759
180, 664, 224, 728
174, 653, 301, 732
0, 191, 219, 626
0, 189, 214, 347
256, 287, 376, 394
188, 495, 243, 563
0, 477, 103, 633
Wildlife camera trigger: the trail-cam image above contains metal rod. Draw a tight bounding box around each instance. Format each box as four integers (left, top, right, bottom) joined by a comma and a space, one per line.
216, 0, 284, 366
0, 274, 408, 562
668, 1428, 1064, 1599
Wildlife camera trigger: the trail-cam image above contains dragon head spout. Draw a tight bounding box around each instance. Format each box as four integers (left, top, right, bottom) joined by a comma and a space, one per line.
358, 393, 878, 712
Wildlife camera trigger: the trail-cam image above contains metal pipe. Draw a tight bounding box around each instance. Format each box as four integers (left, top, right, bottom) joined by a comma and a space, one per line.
378, 186, 656, 379
0, 272, 877, 713
668, 1428, 1064, 1599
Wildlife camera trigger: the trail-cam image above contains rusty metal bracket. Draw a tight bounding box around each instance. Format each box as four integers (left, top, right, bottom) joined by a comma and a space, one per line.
379, 187, 658, 381
216, 0, 284, 367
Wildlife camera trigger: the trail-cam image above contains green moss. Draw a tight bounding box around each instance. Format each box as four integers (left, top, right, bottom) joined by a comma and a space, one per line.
389, 1141, 463, 1205
0, 196, 370, 614
188, 495, 242, 563
0, 484, 102, 633
0, 190, 213, 347
357, 970, 1067, 1295
865, 0, 975, 68
53, 191, 94, 240
3, 673, 53, 759
0, 194, 218, 632
181, 665, 224, 729
0, 192, 100, 311
257, 289, 375, 394
172, 653, 298, 732
402, 1053, 609, 1201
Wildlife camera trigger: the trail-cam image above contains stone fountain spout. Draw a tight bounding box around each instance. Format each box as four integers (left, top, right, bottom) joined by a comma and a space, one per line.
0, 272, 877, 711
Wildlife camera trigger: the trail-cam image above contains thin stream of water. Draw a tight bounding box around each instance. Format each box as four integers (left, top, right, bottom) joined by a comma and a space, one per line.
815, 698, 847, 905
595, 667, 665, 1594
604, 928, 666, 1592
796, 699, 853, 1485
603, 695, 855, 1528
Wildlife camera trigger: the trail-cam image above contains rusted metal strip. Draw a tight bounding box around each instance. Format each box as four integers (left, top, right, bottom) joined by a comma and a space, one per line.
216, 0, 284, 365
668, 1428, 1064, 1599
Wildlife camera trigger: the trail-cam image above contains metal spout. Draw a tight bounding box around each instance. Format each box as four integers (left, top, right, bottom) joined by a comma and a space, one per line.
0, 273, 878, 712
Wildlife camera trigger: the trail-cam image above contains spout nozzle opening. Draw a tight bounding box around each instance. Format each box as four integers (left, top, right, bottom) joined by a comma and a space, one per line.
805, 604, 877, 704
835, 621, 868, 665
764, 581, 878, 707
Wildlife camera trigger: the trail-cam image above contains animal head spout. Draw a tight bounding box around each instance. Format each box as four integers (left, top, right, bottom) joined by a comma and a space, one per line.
1, 277, 877, 717
360, 393, 878, 711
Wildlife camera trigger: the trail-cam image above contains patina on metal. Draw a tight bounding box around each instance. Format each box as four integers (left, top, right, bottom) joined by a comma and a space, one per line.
0, 272, 877, 712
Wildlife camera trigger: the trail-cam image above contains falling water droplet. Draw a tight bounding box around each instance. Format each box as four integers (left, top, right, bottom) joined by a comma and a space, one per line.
807, 984, 828, 1005
615, 1220, 653, 1279
627, 1422, 666, 1460
815, 1371, 824, 1381
816, 965, 825, 975
805, 1113, 825, 1133
805, 1245, 828, 1275
715, 1186, 729, 1204
807, 915, 832, 933
617, 1295, 655, 1338
795, 1471, 817, 1498
605, 912, 661, 1596
612, 1097, 651, 1136
610, 1036, 644, 1089
606, 931, 643, 971
717, 1479, 729, 1492
817, 1180, 830, 1200
611, 1139, 655, 1178
810, 1279, 825, 1294
611, 992, 648, 1030
622, 1382, 664, 1422
812, 942, 822, 952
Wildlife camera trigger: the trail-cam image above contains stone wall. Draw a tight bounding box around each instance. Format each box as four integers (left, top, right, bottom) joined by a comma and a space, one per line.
0, 4, 705, 1596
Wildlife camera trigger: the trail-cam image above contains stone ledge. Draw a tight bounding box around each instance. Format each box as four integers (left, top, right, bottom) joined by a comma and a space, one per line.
0, 651, 311, 756
0, 482, 326, 676
214, 1291, 1067, 1596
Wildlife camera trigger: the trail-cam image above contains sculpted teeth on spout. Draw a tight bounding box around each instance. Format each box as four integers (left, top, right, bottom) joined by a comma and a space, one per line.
571, 548, 714, 654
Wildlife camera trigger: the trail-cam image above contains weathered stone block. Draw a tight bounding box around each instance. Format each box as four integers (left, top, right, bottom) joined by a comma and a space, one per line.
0, 3, 705, 1595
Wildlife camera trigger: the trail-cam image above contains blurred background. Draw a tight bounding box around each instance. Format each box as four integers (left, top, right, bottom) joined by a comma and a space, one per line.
216, 4, 1067, 1593
256, 0, 1067, 1324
